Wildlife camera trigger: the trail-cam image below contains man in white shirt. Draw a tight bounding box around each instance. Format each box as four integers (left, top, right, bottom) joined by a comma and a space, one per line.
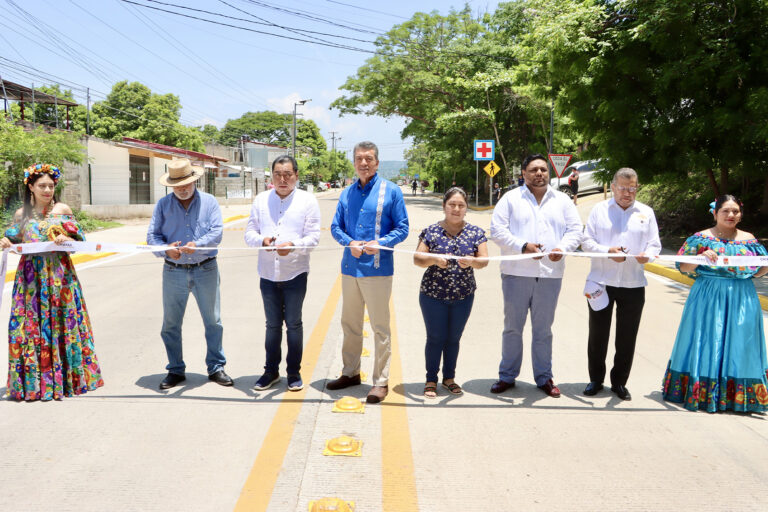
581, 167, 660, 400
245, 156, 321, 392
490, 154, 583, 398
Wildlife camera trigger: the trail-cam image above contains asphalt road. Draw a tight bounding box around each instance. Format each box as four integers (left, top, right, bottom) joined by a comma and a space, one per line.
1, 189, 767, 512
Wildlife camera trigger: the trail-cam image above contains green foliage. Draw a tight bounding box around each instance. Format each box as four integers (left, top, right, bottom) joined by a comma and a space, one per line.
0, 117, 85, 202
89, 81, 204, 151
217, 111, 326, 156
72, 209, 122, 232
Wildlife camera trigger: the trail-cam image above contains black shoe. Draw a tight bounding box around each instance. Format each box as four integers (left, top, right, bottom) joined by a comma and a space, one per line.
159, 372, 186, 390
326, 374, 361, 390
611, 384, 631, 400
490, 379, 515, 394
208, 369, 234, 386
583, 382, 604, 396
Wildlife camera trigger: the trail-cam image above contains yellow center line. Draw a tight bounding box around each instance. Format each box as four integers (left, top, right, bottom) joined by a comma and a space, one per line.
233, 274, 342, 512
381, 298, 419, 511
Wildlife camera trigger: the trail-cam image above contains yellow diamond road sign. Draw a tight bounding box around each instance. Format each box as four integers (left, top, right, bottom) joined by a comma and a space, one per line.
484, 161, 500, 177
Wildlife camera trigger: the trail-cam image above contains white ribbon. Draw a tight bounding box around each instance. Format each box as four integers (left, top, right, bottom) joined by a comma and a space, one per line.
4, 241, 768, 267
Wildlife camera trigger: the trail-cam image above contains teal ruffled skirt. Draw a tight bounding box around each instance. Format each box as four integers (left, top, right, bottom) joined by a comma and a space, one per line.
662, 277, 768, 413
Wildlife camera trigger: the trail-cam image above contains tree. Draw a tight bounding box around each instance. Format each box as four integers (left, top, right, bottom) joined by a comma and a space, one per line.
0, 117, 85, 205
218, 111, 326, 156
331, 6, 583, 199
88, 81, 204, 151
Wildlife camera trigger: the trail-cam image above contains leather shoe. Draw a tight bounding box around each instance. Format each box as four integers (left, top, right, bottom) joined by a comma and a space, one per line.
611, 384, 631, 400
208, 369, 234, 386
159, 372, 185, 390
538, 379, 561, 398
366, 385, 388, 404
583, 382, 604, 396
326, 374, 361, 390
490, 379, 515, 394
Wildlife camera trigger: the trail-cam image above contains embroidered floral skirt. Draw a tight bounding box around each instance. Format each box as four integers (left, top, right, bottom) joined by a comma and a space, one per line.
662, 277, 768, 413
6, 254, 104, 401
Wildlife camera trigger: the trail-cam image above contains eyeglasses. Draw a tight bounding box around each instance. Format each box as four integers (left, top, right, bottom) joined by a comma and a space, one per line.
273, 171, 296, 180
614, 186, 638, 193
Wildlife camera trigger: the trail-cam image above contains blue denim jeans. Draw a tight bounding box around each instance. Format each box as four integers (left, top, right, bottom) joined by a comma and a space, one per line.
260, 272, 308, 375
161, 259, 226, 375
419, 292, 475, 383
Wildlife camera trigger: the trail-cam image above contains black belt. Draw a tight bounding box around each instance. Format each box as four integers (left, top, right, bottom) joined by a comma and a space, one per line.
165, 257, 216, 269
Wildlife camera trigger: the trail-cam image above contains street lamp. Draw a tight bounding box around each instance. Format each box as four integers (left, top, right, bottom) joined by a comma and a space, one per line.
292, 98, 311, 158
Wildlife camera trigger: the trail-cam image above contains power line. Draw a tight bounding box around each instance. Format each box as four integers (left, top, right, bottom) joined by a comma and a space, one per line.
120, 0, 372, 53
323, 0, 408, 20
239, 0, 385, 34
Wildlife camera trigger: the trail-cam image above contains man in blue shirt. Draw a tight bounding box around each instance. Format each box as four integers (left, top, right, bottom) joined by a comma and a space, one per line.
147, 159, 233, 390
328, 141, 409, 403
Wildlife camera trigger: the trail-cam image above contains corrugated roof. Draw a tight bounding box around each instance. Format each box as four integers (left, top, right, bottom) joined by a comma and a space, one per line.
0, 79, 79, 106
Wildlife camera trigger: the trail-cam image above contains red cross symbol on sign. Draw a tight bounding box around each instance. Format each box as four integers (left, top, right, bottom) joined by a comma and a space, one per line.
477, 142, 492, 158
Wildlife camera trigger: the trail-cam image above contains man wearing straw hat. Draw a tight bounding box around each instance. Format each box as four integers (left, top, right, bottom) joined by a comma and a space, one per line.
147, 158, 233, 390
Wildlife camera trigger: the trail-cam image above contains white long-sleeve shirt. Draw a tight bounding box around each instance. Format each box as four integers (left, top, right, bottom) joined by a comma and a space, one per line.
581, 198, 661, 288
490, 185, 583, 278
245, 188, 321, 282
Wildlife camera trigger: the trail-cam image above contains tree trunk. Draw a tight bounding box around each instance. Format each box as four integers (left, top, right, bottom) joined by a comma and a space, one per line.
719, 166, 729, 196
705, 168, 719, 197
761, 178, 768, 214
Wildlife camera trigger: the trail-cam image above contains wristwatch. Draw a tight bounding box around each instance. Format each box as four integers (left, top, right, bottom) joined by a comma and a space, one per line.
521, 242, 528, 253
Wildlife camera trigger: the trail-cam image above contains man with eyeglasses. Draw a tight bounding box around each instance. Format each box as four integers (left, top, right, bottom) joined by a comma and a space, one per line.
490, 153, 583, 398
246, 155, 321, 392
327, 141, 409, 404
581, 167, 660, 400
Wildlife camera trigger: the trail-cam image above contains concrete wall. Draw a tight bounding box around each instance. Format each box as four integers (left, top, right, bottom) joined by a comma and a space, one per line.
89, 138, 130, 205
81, 204, 156, 219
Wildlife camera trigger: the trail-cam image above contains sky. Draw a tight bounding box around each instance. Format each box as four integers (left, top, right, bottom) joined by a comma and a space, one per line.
0, 0, 500, 161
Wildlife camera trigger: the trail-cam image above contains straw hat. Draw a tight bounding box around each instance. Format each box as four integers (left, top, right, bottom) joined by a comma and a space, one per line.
159, 159, 204, 187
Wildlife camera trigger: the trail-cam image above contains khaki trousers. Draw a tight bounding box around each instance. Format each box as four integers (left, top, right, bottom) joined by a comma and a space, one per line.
340, 275, 393, 386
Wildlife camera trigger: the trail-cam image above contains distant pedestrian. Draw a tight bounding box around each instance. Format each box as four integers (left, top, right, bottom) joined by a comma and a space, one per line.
568, 169, 580, 204
493, 182, 501, 203
662, 195, 768, 412
245, 156, 321, 392
517, 175, 524, 187
414, 187, 488, 398
327, 141, 409, 404
581, 168, 661, 401
411, 179, 418, 196
147, 159, 233, 390
490, 154, 582, 398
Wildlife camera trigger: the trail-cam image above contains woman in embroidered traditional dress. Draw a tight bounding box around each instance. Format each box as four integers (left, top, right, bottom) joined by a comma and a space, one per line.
414, 187, 488, 398
662, 195, 768, 412
0, 164, 103, 401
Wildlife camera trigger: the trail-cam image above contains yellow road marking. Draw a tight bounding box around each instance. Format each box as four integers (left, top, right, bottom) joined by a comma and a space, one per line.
381, 299, 419, 512
223, 214, 248, 223
234, 274, 342, 512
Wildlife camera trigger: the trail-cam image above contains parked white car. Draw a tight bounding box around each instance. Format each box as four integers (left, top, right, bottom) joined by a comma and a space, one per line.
550, 159, 604, 197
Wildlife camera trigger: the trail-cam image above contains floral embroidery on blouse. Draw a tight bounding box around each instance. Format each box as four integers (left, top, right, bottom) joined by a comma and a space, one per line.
676, 233, 767, 279
419, 222, 487, 300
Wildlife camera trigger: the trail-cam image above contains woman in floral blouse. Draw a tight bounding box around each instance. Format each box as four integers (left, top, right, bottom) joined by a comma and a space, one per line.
1, 164, 104, 401
414, 187, 488, 398
662, 195, 768, 412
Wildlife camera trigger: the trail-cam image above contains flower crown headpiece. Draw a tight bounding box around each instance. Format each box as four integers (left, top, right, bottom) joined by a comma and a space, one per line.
23, 164, 61, 185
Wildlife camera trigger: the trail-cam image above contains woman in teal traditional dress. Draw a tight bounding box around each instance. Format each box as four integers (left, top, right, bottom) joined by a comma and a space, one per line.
1, 164, 104, 401
662, 195, 768, 412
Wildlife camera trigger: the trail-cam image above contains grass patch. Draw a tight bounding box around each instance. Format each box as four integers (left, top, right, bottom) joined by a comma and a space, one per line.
73, 210, 122, 232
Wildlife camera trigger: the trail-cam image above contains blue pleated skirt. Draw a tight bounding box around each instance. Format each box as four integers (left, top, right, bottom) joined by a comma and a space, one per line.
662, 277, 768, 412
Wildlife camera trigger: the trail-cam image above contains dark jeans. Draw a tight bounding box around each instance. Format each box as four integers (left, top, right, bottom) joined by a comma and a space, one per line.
587, 286, 645, 386
419, 292, 475, 383
260, 272, 308, 375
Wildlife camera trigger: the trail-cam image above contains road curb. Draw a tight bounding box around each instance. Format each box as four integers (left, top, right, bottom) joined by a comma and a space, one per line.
645, 262, 768, 312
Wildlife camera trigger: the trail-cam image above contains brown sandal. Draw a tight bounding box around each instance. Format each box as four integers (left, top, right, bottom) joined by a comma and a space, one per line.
442, 381, 463, 395
424, 384, 438, 399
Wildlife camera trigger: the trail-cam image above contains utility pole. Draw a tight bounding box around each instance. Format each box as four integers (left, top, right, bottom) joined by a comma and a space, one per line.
329, 131, 340, 184
292, 98, 311, 158
86, 87, 91, 135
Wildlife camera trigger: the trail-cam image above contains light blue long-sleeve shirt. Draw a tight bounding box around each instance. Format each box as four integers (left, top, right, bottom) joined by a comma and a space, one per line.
147, 189, 223, 264
330, 173, 409, 277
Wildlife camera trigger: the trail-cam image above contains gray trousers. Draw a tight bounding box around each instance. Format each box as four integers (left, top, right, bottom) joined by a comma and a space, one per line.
499, 274, 562, 386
